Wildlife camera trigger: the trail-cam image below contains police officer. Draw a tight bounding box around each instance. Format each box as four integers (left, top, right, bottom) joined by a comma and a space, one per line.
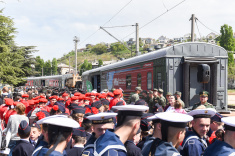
153, 88, 159, 104
124, 128, 142, 156
93, 105, 148, 156
174, 91, 185, 108
204, 116, 235, 156
141, 90, 148, 103
130, 87, 142, 103
165, 92, 172, 106
82, 112, 117, 156
180, 108, 216, 156
192, 91, 214, 110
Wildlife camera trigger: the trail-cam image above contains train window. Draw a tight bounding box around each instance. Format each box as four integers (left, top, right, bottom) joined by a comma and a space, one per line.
147, 72, 152, 90
137, 73, 141, 87
157, 72, 162, 88
126, 75, 132, 89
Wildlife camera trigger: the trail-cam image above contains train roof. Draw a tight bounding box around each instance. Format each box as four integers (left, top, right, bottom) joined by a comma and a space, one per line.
82, 42, 227, 76
26, 74, 73, 80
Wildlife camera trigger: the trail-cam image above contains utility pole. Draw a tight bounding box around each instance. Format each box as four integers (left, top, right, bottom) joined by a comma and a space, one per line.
73, 36, 79, 75
42, 67, 43, 76
136, 23, 139, 56
190, 14, 196, 42
51, 61, 52, 75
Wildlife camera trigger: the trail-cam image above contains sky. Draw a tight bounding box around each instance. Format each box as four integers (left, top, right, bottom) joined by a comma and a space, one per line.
2, 0, 235, 60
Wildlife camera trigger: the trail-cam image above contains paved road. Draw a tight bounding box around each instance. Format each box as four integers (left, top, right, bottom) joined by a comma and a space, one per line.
228, 93, 235, 105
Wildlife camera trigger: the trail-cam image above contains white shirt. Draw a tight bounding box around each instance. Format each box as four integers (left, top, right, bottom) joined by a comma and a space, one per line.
165, 106, 175, 112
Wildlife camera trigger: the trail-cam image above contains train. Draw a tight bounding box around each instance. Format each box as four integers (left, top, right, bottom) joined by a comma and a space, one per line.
25, 74, 82, 89
82, 42, 228, 110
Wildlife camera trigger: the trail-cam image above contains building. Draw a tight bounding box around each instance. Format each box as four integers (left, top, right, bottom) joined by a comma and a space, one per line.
91, 60, 118, 69
57, 63, 74, 75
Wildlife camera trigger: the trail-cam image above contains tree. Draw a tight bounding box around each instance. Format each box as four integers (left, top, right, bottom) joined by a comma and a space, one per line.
0, 10, 36, 86
110, 42, 127, 53
35, 56, 44, 76
44, 60, 51, 76
52, 58, 58, 75
98, 59, 103, 67
91, 43, 107, 54
139, 38, 144, 47
220, 24, 235, 67
80, 60, 92, 75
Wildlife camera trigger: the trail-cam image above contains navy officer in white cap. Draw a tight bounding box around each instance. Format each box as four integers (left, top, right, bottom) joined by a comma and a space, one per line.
82, 112, 117, 156
33, 115, 80, 156
204, 116, 235, 156
93, 105, 148, 156
180, 108, 216, 156
147, 112, 193, 156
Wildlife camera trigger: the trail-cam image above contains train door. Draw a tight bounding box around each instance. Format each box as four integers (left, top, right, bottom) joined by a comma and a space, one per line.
92, 75, 101, 92
189, 65, 204, 105
41, 80, 45, 86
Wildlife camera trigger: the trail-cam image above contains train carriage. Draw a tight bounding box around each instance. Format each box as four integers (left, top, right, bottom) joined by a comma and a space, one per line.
82, 42, 228, 110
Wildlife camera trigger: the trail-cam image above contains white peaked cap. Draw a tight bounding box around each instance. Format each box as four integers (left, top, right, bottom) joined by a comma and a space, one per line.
37, 115, 80, 128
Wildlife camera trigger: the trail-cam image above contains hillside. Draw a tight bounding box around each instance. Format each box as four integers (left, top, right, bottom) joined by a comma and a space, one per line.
57, 42, 147, 70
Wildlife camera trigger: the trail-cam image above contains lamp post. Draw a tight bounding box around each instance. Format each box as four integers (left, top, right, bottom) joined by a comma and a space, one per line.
73, 36, 79, 75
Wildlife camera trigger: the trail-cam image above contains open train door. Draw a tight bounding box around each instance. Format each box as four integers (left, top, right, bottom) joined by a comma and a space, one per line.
92, 75, 101, 92
183, 57, 219, 108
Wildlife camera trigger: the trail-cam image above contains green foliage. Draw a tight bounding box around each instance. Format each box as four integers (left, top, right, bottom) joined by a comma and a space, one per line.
44, 60, 51, 76
111, 42, 127, 53
0, 10, 36, 86
35, 56, 44, 76
98, 59, 103, 67
139, 38, 143, 47
52, 58, 58, 75
91, 43, 107, 55
80, 59, 92, 75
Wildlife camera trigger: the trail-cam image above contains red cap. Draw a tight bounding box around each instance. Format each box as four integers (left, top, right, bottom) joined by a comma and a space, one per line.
85, 93, 91, 97
74, 92, 81, 96
13, 102, 22, 106
84, 97, 91, 101
32, 96, 40, 100
5, 98, 14, 106
90, 92, 96, 96
49, 96, 58, 100
40, 95, 46, 99
78, 94, 85, 100
22, 94, 29, 98
107, 92, 114, 97
113, 89, 122, 95
57, 97, 64, 101
99, 94, 106, 99
36, 112, 46, 120
34, 100, 39, 104
71, 96, 79, 101
96, 93, 101, 97
28, 100, 35, 105
62, 93, 69, 97
39, 98, 48, 103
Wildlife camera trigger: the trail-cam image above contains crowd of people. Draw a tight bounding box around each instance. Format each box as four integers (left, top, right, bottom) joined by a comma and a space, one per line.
0, 85, 234, 156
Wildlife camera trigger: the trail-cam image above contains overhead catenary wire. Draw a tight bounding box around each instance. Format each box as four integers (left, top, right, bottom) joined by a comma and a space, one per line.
195, 19, 202, 41
78, 0, 133, 46
122, 0, 187, 40
102, 25, 135, 29
197, 19, 220, 35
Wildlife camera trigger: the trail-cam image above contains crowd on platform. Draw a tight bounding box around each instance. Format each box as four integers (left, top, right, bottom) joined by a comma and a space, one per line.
0, 86, 234, 156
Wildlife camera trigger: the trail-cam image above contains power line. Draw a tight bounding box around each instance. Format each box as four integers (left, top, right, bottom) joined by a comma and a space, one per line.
122, 0, 187, 40
197, 19, 220, 35
78, 0, 133, 46
195, 20, 202, 40
102, 25, 135, 29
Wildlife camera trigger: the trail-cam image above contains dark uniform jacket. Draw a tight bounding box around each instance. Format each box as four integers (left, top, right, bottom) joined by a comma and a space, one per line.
192, 102, 214, 110
66, 146, 84, 156
94, 130, 126, 156
203, 139, 235, 156
82, 133, 97, 156
33, 148, 66, 156
12, 140, 35, 156
124, 140, 142, 156
180, 130, 208, 156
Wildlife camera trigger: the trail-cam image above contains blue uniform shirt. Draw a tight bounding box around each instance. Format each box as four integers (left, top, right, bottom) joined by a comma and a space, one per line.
33, 147, 67, 156
82, 133, 97, 156
204, 139, 235, 156
155, 142, 180, 156
142, 137, 155, 156
180, 130, 207, 156
94, 130, 126, 156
